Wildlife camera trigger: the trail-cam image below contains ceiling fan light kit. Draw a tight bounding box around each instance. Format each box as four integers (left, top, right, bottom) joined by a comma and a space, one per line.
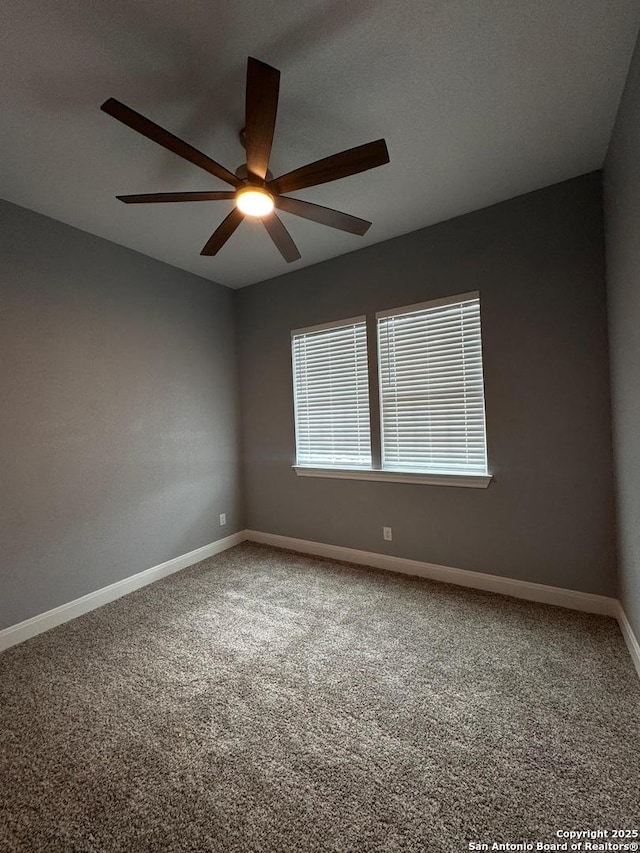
235, 186, 275, 217
101, 57, 389, 263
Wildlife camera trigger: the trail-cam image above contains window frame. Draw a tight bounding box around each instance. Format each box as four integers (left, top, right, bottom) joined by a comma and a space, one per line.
291, 294, 492, 489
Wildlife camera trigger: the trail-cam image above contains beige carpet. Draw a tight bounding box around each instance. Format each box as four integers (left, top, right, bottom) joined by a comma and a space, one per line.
1, 542, 639, 852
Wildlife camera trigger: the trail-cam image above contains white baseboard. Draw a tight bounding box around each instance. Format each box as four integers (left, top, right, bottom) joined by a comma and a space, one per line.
616, 604, 640, 679
246, 531, 640, 679
0, 531, 245, 653
4, 527, 637, 683
245, 530, 619, 617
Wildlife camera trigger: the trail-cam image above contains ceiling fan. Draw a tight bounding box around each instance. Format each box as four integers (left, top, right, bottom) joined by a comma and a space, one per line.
101, 57, 390, 263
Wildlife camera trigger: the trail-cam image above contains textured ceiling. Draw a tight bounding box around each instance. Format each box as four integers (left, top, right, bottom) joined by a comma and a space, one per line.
1, 0, 639, 288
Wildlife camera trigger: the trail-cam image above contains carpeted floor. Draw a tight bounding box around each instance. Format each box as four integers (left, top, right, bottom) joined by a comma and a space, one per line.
1, 543, 639, 852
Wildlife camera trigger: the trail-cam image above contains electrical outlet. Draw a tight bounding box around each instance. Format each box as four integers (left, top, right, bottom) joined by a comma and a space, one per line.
383, 526, 392, 541
219, 513, 227, 526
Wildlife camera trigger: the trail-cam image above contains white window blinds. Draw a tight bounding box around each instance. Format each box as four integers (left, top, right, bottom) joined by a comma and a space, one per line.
377, 293, 488, 475
292, 317, 372, 468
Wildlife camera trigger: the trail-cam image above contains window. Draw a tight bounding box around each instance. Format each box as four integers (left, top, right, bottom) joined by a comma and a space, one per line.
377, 293, 488, 475
291, 317, 371, 468
291, 293, 490, 487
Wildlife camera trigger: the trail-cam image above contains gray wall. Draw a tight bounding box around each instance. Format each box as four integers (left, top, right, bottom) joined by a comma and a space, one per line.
604, 32, 640, 637
1, 199, 243, 629
238, 173, 617, 596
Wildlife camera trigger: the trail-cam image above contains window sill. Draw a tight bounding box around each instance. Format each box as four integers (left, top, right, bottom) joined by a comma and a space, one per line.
293, 467, 492, 489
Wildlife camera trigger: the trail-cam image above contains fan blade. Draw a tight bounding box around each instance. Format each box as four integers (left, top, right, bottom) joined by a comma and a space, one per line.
101, 98, 240, 187
117, 191, 236, 204
269, 139, 389, 195
200, 208, 244, 255
275, 196, 371, 235
263, 213, 301, 263
245, 58, 280, 182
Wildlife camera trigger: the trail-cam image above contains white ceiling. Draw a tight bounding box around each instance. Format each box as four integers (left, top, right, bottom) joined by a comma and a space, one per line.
1, 1, 639, 289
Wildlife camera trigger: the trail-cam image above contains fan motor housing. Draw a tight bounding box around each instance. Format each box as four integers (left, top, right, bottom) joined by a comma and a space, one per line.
234, 162, 274, 183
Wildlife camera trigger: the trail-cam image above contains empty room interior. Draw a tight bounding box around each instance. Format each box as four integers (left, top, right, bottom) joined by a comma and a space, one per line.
2, 1, 640, 850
